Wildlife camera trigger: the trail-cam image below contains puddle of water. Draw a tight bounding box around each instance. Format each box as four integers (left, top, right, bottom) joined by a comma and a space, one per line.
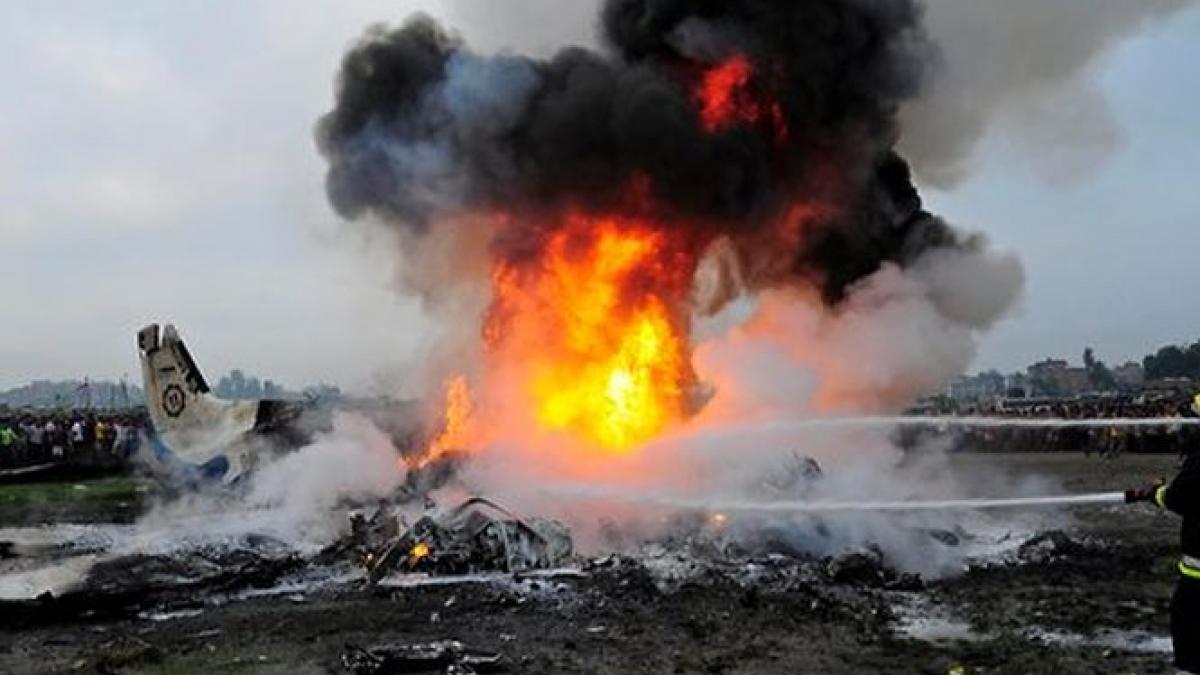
893, 595, 1173, 657
377, 567, 585, 589
899, 614, 979, 642
138, 608, 204, 622
0, 508, 333, 601
1031, 628, 1172, 655
0, 524, 132, 552
228, 575, 349, 601
891, 595, 983, 643
0, 555, 101, 600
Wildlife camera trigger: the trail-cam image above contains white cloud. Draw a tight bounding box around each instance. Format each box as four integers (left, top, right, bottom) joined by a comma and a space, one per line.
77, 170, 186, 227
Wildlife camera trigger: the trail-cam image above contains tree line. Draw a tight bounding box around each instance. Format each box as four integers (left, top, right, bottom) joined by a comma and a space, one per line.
1142, 339, 1200, 380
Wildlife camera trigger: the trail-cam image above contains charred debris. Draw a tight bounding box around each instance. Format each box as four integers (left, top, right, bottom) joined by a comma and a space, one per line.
1, 452, 964, 633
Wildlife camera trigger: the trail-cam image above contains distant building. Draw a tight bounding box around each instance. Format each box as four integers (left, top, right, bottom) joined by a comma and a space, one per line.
1027, 359, 1091, 397
947, 371, 1006, 401
0, 379, 144, 409
1004, 372, 1030, 398
303, 384, 343, 402
1113, 362, 1145, 389
212, 369, 339, 402
1143, 377, 1194, 396
1060, 368, 1091, 395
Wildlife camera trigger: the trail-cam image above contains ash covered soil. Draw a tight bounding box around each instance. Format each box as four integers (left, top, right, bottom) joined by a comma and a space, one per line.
0, 453, 1184, 675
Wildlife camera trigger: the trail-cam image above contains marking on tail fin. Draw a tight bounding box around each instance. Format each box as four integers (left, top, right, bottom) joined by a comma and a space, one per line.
162, 384, 186, 417
175, 340, 210, 394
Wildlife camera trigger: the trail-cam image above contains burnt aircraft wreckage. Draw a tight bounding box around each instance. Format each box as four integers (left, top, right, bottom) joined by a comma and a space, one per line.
347, 497, 574, 584
137, 323, 322, 484
132, 324, 931, 585
126, 324, 1149, 594
1, 326, 1179, 674
135, 323, 574, 580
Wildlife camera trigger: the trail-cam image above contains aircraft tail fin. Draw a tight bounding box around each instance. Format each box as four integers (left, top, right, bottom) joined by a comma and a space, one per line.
137, 324, 258, 475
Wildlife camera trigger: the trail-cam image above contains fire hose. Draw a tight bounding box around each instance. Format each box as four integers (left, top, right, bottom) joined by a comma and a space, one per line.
549, 490, 1129, 514
544, 482, 1132, 509
541, 414, 1190, 513
638, 492, 1129, 514
792, 415, 1200, 429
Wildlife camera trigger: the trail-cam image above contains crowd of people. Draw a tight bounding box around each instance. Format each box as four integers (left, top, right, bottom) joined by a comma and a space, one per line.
2, 393, 1197, 471
0, 411, 146, 470
903, 394, 1199, 455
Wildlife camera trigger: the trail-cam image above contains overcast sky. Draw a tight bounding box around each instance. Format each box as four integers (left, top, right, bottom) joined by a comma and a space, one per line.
2, 1, 1199, 393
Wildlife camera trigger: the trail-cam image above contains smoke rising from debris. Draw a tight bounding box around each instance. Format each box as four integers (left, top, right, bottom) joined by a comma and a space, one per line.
316, 0, 974, 306
123, 414, 406, 557
443, 0, 1196, 188
314, 1, 1033, 570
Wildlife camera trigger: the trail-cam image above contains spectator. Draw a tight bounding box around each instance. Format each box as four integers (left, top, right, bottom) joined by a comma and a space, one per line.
45, 417, 63, 458
0, 421, 17, 467
94, 417, 111, 453
27, 418, 45, 462
110, 418, 126, 457
70, 418, 85, 454
901, 392, 1198, 454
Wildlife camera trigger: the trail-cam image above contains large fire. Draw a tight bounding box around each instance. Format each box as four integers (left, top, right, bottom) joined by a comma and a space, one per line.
413, 57, 794, 463
414, 213, 698, 464
486, 213, 697, 452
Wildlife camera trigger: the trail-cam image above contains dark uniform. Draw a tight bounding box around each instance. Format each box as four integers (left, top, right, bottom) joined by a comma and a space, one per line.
1151, 450, 1200, 672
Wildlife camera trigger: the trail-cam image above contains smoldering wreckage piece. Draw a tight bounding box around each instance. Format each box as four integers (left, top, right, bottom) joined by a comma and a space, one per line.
356, 497, 573, 585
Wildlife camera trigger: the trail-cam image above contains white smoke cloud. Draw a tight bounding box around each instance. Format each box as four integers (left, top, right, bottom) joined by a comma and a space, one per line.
0, 414, 408, 599
241, 414, 405, 537
690, 244, 1024, 418
128, 413, 405, 554
903, 0, 1194, 186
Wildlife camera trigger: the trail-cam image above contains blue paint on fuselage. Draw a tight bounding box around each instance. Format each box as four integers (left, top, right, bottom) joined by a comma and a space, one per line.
144, 429, 231, 485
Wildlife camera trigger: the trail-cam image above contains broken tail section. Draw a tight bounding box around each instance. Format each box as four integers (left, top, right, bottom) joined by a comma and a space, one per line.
137, 324, 258, 483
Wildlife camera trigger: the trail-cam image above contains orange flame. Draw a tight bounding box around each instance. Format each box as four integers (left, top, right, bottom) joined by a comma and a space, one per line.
486, 212, 696, 452
409, 58, 806, 465
416, 203, 828, 462
696, 54, 788, 144
698, 54, 757, 132
408, 542, 431, 566
416, 374, 473, 468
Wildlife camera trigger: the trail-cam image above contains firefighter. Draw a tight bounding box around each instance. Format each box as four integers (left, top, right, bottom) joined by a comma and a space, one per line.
1126, 392, 1200, 673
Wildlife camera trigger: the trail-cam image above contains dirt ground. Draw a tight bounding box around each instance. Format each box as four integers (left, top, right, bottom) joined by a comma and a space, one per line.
0, 452, 1186, 675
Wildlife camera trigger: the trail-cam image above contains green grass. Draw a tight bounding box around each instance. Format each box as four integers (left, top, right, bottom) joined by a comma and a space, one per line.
0, 475, 152, 507
122, 644, 327, 675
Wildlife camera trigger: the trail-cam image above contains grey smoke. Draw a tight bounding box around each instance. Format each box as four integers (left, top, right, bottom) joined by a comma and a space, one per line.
442, 0, 603, 56
317, 2, 957, 307
447, 0, 1196, 187
902, 0, 1195, 186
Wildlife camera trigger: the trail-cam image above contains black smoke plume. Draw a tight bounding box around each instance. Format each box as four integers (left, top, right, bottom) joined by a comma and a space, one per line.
317, 0, 963, 304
